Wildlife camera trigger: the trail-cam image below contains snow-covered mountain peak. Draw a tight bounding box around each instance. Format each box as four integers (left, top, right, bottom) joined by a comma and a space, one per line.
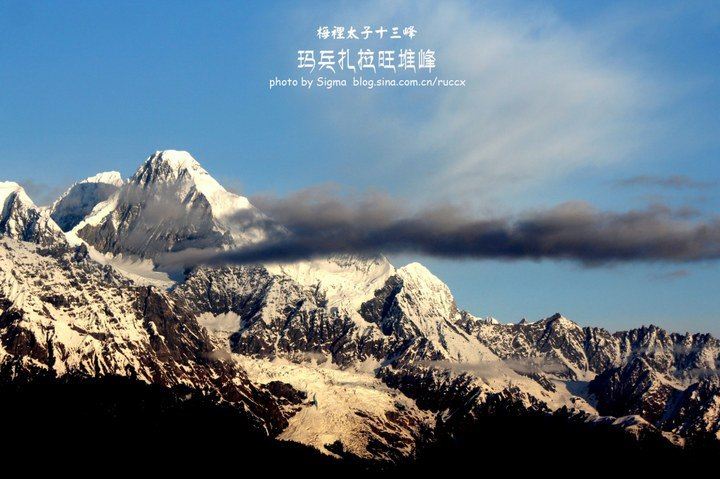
0, 181, 32, 207
1, 181, 64, 244
132, 150, 208, 187
396, 262, 455, 317
83, 171, 124, 186
398, 261, 435, 278
131, 150, 253, 221
50, 171, 125, 232
134, 150, 212, 188
145, 149, 202, 172
540, 313, 579, 329
397, 262, 451, 296
75, 150, 269, 260
365, 261, 499, 363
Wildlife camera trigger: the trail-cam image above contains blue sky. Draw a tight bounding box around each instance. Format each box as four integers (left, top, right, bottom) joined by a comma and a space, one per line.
1, 0, 718, 334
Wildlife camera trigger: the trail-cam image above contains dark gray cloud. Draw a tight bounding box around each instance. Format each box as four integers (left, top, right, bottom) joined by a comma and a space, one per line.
615, 175, 716, 190
154, 189, 720, 269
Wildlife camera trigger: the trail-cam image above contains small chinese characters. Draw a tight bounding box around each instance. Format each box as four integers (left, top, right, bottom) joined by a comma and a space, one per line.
316, 25, 417, 40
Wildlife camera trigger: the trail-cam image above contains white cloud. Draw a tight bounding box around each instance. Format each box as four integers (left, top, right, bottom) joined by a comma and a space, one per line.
419, 356, 568, 379
313, 1, 659, 203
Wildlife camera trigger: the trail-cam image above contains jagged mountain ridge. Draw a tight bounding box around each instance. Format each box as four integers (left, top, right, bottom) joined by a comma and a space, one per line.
461, 313, 720, 441
1, 150, 718, 460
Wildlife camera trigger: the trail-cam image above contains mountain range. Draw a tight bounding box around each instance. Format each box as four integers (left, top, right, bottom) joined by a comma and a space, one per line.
1, 150, 718, 466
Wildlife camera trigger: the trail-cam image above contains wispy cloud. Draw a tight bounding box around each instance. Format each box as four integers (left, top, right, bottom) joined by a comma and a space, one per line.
313, 1, 659, 201
650, 269, 691, 281
615, 175, 716, 190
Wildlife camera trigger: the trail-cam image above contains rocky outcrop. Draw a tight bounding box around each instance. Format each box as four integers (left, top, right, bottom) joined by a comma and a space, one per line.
176, 265, 391, 366
662, 378, 720, 442
589, 356, 679, 424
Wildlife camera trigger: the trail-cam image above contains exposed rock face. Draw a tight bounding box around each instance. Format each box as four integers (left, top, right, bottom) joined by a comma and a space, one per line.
614, 325, 720, 380
0, 237, 287, 435
176, 265, 390, 366
361, 263, 494, 364
378, 364, 547, 418
589, 356, 679, 424
589, 358, 720, 442
460, 313, 621, 379
179, 261, 496, 369
459, 315, 720, 442
662, 378, 720, 441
